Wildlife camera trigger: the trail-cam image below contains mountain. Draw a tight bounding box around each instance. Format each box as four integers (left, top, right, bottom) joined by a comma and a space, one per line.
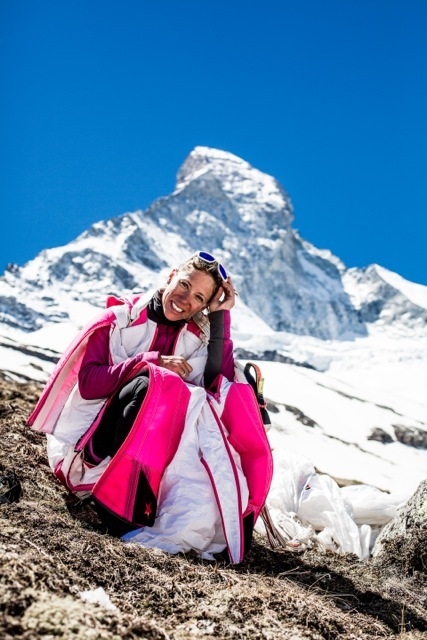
2, 146, 426, 346
1, 146, 426, 510
1, 147, 363, 341
343, 263, 427, 332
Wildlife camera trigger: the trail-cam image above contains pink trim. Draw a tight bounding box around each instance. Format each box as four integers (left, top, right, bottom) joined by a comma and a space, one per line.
106, 295, 125, 308
27, 294, 151, 434
204, 403, 244, 563
130, 306, 148, 326
92, 363, 191, 525
27, 310, 117, 432
220, 382, 273, 522
201, 457, 235, 559
186, 321, 202, 337
66, 455, 98, 493
206, 375, 223, 400
54, 460, 68, 490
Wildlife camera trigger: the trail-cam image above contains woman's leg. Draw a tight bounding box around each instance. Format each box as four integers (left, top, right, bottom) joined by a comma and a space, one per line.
110, 374, 149, 455
87, 374, 150, 537
87, 374, 149, 461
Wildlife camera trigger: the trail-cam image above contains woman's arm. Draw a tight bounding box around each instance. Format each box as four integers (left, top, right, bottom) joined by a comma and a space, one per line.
78, 325, 159, 400
203, 276, 237, 389
204, 309, 235, 389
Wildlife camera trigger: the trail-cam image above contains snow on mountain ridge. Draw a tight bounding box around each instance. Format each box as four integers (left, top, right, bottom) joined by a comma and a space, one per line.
343, 264, 427, 333
152, 149, 364, 339
1, 145, 426, 346
175, 146, 293, 230
374, 264, 427, 310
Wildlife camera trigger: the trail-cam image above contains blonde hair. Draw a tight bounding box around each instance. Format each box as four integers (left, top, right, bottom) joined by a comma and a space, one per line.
176, 255, 223, 301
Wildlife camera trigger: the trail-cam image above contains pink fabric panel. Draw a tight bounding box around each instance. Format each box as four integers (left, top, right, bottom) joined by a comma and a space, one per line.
220, 382, 273, 520
129, 306, 148, 326
122, 365, 190, 464
92, 363, 191, 524
27, 309, 117, 432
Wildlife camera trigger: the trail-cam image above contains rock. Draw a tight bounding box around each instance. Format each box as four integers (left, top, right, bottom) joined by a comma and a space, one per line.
393, 424, 427, 449
367, 427, 394, 444
372, 479, 427, 575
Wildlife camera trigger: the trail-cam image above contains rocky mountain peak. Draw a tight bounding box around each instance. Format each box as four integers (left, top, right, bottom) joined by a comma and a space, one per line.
343, 264, 427, 331
0, 147, 425, 343
174, 146, 294, 230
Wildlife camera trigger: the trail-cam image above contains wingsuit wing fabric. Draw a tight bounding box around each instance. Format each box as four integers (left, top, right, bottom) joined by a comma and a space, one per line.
27, 294, 273, 563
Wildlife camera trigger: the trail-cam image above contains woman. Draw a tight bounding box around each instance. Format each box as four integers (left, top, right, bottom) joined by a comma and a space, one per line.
28, 251, 273, 563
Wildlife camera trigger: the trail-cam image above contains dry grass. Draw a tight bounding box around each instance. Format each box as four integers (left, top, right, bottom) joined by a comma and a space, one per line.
1, 374, 426, 640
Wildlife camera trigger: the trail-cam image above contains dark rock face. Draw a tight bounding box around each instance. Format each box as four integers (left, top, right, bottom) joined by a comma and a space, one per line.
393, 425, 427, 449
367, 426, 427, 449
372, 479, 427, 576
367, 427, 394, 444
233, 348, 316, 369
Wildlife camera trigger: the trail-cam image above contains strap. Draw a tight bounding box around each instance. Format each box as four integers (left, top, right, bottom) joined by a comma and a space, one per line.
259, 505, 304, 550
243, 362, 271, 426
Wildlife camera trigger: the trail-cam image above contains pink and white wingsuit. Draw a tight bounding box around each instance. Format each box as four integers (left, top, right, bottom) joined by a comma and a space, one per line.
28, 292, 273, 563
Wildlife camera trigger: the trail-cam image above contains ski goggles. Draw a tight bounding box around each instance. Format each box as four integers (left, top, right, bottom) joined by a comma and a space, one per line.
195, 251, 228, 281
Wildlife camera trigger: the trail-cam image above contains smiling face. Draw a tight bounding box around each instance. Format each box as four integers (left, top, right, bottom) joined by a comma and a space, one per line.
161, 266, 217, 321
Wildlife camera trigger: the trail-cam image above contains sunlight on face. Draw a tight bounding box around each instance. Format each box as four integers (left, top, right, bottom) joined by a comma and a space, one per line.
162, 267, 216, 321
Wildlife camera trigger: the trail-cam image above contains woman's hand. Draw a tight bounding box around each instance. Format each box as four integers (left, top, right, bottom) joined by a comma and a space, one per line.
208, 276, 237, 313
158, 355, 193, 379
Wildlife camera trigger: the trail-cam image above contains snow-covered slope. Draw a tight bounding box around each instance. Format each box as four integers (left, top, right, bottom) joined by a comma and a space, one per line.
1, 146, 426, 499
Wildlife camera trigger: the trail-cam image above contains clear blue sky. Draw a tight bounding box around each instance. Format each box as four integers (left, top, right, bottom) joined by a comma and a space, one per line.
1, 0, 426, 284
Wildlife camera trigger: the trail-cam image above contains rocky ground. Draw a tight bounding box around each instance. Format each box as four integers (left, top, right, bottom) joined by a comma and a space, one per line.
1, 374, 426, 640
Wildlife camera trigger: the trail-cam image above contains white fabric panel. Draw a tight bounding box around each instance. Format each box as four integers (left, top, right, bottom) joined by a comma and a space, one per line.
52, 384, 104, 444
123, 384, 249, 561
118, 320, 156, 359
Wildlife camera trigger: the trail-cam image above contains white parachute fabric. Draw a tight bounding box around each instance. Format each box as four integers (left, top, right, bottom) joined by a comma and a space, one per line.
340, 484, 405, 526
260, 449, 405, 559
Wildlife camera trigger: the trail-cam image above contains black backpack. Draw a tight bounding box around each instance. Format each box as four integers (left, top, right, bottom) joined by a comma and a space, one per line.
0, 469, 22, 505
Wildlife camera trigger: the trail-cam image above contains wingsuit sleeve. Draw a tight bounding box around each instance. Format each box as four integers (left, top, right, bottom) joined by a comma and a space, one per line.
78, 325, 159, 400
204, 310, 234, 390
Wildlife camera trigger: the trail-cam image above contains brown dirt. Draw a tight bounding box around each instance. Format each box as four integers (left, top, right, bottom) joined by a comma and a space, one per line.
1, 374, 426, 640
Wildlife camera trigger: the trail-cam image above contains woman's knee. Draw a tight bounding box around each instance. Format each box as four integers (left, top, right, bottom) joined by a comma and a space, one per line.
118, 374, 149, 403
